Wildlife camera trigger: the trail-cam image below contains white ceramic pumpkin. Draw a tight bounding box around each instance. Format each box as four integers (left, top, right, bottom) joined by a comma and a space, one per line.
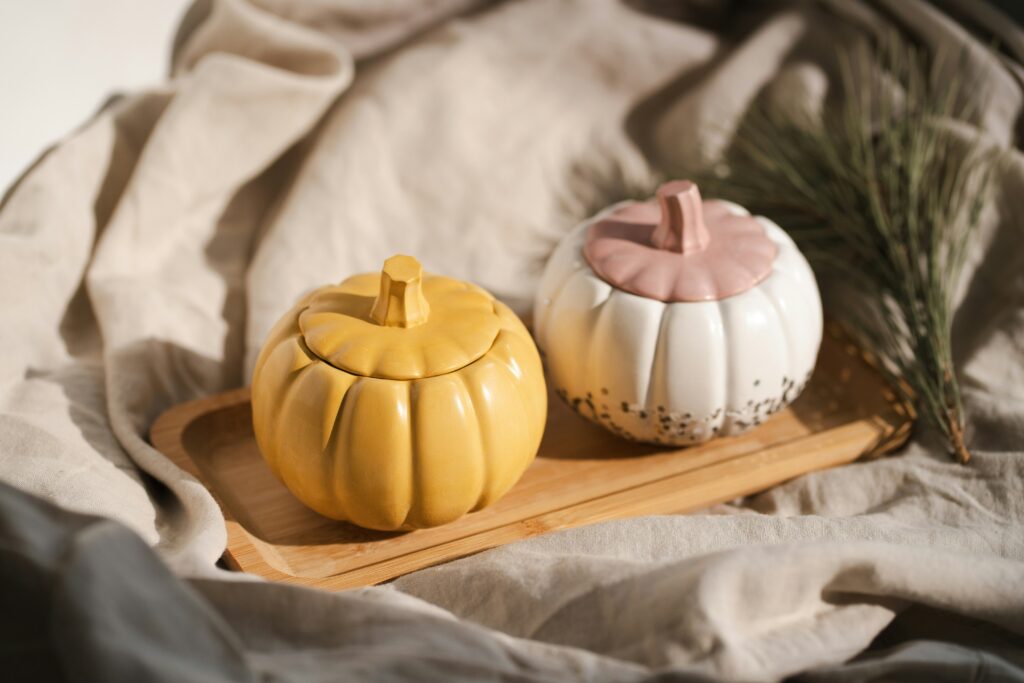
533, 180, 822, 445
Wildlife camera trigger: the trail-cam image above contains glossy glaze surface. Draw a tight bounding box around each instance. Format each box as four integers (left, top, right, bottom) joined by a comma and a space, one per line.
584, 181, 777, 302
300, 267, 500, 380
252, 256, 547, 530
536, 199, 822, 445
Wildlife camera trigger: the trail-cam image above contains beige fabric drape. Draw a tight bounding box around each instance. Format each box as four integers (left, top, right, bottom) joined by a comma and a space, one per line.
2, 0, 1023, 679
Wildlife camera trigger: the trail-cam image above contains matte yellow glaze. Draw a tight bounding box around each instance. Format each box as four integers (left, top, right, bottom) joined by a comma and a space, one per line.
251, 256, 547, 531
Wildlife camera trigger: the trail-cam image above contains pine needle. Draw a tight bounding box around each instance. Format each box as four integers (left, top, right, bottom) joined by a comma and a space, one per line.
687, 35, 997, 463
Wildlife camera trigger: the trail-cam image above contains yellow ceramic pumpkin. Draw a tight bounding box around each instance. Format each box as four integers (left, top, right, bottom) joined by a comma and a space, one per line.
251, 255, 547, 531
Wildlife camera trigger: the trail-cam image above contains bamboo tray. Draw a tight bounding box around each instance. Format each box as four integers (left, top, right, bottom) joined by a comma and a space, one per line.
150, 324, 911, 591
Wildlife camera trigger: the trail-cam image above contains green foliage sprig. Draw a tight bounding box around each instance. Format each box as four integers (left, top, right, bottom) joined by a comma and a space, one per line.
689, 37, 997, 463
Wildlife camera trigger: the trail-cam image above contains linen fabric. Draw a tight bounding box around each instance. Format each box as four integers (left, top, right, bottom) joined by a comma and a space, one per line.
2, 0, 1024, 680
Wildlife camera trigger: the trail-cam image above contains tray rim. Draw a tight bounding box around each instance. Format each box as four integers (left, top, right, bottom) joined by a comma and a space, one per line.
150, 332, 913, 590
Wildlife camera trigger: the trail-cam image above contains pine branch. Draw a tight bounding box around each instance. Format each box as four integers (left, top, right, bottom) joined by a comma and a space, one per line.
686, 35, 998, 464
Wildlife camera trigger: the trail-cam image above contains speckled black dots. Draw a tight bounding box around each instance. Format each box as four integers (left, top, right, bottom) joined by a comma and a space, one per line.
754, 379, 761, 387
555, 380, 804, 445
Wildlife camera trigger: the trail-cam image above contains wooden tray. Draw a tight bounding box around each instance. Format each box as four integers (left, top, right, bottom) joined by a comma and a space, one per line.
150, 324, 911, 590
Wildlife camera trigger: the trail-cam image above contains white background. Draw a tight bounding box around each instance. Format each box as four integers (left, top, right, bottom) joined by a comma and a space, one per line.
0, 0, 191, 193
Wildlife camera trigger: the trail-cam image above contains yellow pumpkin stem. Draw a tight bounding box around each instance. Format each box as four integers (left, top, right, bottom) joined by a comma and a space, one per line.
370, 255, 430, 328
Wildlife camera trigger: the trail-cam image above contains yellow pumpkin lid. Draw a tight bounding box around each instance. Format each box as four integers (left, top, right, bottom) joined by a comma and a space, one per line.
298, 255, 500, 380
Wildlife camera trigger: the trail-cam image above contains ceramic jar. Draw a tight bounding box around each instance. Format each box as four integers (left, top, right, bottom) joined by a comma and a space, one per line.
533, 180, 822, 446
252, 255, 547, 530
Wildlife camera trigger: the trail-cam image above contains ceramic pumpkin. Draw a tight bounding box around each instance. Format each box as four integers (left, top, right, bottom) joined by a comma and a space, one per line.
533, 180, 822, 445
252, 255, 546, 531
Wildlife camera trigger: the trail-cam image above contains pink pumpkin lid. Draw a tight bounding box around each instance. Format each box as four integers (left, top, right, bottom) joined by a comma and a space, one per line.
583, 180, 777, 302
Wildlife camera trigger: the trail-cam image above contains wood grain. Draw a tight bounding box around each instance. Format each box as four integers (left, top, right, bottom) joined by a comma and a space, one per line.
150, 324, 912, 590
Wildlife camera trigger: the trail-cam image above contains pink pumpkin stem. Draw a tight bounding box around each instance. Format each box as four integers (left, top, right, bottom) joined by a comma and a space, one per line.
651, 180, 710, 254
